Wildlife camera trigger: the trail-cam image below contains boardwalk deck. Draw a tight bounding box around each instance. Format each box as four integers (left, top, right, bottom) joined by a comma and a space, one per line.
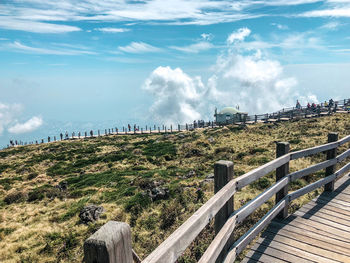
242, 173, 350, 263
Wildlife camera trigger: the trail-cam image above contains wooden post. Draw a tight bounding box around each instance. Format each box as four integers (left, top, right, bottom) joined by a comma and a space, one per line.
84, 221, 133, 263
325, 132, 338, 192
276, 142, 290, 219
214, 160, 234, 262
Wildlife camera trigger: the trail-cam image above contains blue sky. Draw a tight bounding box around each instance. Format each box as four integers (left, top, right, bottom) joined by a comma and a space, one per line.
0, 0, 350, 147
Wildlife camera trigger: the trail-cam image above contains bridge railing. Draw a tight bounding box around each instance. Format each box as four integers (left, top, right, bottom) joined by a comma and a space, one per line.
83, 132, 350, 263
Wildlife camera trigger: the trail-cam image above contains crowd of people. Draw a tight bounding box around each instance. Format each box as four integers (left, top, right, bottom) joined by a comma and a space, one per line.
296, 98, 340, 113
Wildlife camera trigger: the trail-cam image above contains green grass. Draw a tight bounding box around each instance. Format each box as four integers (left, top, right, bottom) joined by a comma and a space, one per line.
0, 114, 349, 263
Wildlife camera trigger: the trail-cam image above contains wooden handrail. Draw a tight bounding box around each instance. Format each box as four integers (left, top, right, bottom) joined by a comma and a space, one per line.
142, 178, 238, 263
143, 134, 350, 263
83, 132, 350, 263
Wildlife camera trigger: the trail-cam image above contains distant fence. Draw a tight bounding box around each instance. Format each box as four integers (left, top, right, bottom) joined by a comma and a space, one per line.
83, 132, 350, 263
7, 98, 350, 148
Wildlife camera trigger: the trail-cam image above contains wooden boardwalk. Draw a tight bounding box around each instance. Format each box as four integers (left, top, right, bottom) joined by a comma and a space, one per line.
242, 173, 350, 263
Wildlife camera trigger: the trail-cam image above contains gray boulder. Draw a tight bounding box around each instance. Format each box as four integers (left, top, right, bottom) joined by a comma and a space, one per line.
79, 205, 104, 224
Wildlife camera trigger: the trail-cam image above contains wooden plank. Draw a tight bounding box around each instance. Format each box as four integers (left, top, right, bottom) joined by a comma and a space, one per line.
265, 226, 350, 254
303, 200, 350, 217
223, 200, 285, 263
248, 243, 311, 263
298, 204, 350, 223
266, 228, 350, 259
270, 219, 350, 244
316, 195, 350, 208
259, 231, 350, 262
236, 154, 290, 190
254, 238, 339, 263
290, 215, 350, 240
289, 141, 338, 160
249, 239, 315, 263
243, 249, 287, 263
296, 206, 350, 227
241, 257, 261, 263
142, 178, 238, 263
289, 158, 337, 182
294, 210, 350, 232
314, 197, 350, 212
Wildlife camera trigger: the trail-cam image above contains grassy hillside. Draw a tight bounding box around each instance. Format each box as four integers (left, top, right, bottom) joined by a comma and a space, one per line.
0, 114, 349, 262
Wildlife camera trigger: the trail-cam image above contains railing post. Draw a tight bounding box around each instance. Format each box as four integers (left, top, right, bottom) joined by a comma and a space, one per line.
325, 132, 338, 192
214, 160, 234, 262
84, 221, 133, 263
276, 142, 290, 219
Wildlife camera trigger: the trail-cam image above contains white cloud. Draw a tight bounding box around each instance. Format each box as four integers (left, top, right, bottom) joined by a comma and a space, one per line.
8, 41, 97, 55
301, 7, 350, 17
0, 18, 81, 33
118, 42, 161, 53
95, 27, 130, 33
8, 116, 43, 134
170, 41, 214, 53
0, 103, 23, 135
143, 66, 207, 124
0, 0, 326, 31
227, 27, 251, 44
143, 28, 319, 123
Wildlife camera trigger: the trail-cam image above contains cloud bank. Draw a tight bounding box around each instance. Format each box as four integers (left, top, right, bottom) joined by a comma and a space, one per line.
0, 102, 43, 135
8, 116, 43, 134
143, 28, 318, 124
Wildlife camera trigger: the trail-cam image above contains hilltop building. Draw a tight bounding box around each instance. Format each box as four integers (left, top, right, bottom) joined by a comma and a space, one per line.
214, 107, 248, 124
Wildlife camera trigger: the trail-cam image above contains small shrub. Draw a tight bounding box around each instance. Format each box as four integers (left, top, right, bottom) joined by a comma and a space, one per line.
27, 172, 39, 180
160, 201, 181, 230
236, 152, 248, 160
4, 190, 27, 204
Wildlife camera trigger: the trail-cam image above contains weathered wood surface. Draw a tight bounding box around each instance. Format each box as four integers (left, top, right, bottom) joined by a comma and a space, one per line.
84, 221, 133, 263
241, 173, 350, 263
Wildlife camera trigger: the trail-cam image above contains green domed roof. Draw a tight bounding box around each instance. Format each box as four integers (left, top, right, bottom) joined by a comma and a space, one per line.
218, 107, 240, 115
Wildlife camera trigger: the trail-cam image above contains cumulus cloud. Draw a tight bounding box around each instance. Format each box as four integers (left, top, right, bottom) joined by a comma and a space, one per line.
0, 102, 43, 135
227, 27, 251, 44
0, 103, 23, 135
143, 67, 203, 124
143, 27, 318, 124
8, 116, 43, 134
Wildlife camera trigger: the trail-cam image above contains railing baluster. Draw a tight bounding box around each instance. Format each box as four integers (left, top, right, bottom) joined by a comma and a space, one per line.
214, 160, 234, 262
276, 142, 290, 219
325, 132, 338, 192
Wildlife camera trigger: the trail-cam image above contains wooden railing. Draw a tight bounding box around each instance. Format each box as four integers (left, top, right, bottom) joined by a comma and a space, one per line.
83, 133, 350, 263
